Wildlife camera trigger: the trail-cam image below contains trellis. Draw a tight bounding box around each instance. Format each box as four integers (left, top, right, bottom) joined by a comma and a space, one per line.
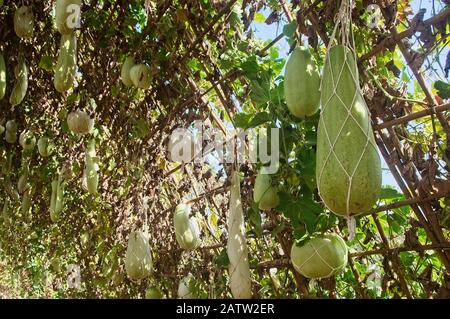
0, 0, 449, 298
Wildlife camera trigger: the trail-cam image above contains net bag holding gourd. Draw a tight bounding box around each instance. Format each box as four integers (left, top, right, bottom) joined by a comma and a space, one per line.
316, 0, 381, 217
291, 233, 348, 279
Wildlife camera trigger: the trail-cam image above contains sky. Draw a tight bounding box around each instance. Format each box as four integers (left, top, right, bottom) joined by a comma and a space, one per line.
250, 0, 448, 189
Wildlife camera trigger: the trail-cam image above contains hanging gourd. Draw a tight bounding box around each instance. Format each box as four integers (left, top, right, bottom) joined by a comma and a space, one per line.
291, 233, 348, 279
14, 6, 34, 39
124, 230, 153, 281
54, 33, 77, 93
9, 57, 28, 107
17, 164, 29, 194
129, 64, 152, 89
19, 130, 36, 151
227, 169, 252, 299
178, 274, 194, 299
55, 0, 81, 35
121, 56, 135, 87
174, 202, 201, 250
0, 52, 6, 100
253, 169, 279, 210
5, 120, 18, 144
316, 45, 381, 217
37, 137, 54, 157
67, 110, 94, 134
83, 139, 99, 195
49, 173, 65, 222
284, 47, 321, 118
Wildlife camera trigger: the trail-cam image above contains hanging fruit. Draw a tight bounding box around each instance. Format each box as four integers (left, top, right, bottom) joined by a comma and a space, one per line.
124, 231, 153, 281
9, 57, 28, 107
284, 47, 321, 118
174, 202, 201, 250
121, 56, 135, 87
290, 233, 348, 279
227, 169, 252, 299
253, 169, 279, 210
5, 120, 18, 144
0, 52, 6, 100
67, 110, 94, 134
129, 64, 152, 89
49, 173, 65, 222
178, 274, 194, 299
14, 6, 34, 39
316, 45, 381, 216
37, 137, 54, 157
84, 139, 99, 195
19, 130, 36, 151
54, 33, 77, 93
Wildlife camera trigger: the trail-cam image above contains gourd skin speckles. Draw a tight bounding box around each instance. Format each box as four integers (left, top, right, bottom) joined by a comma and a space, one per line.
291, 233, 348, 279
124, 231, 153, 281
174, 203, 201, 250
284, 47, 320, 118
253, 170, 279, 210
316, 45, 381, 216
14, 6, 34, 39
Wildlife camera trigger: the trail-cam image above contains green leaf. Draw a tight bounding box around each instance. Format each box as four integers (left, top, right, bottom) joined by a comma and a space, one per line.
38, 56, 53, 72
434, 80, 450, 99
248, 205, 262, 237
379, 186, 403, 200
213, 249, 230, 268
234, 113, 252, 128
247, 112, 271, 128
283, 20, 297, 38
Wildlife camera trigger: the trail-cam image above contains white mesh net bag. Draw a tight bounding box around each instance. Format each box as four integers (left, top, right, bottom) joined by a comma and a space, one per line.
316, 0, 382, 219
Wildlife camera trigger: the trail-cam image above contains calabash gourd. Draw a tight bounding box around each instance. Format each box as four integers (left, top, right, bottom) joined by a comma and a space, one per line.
49, 174, 65, 222
316, 45, 381, 216
21, 190, 32, 215
284, 47, 321, 118
17, 166, 29, 194
5, 120, 18, 144
0, 52, 6, 100
178, 274, 194, 299
38, 137, 54, 157
124, 231, 153, 281
291, 233, 348, 279
84, 139, 99, 195
54, 33, 77, 93
14, 6, 34, 39
67, 110, 94, 134
55, 0, 81, 35
121, 56, 135, 87
227, 169, 252, 299
129, 64, 152, 89
19, 130, 36, 150
253, 170, 279, 210
174, 203, 201, 250
9, 58, 28, 107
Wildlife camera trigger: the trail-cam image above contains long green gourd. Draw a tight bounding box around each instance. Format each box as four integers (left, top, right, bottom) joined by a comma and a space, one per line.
54, 33, 77, 93
0, 52, 6, 100
316, 45, 381, 216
